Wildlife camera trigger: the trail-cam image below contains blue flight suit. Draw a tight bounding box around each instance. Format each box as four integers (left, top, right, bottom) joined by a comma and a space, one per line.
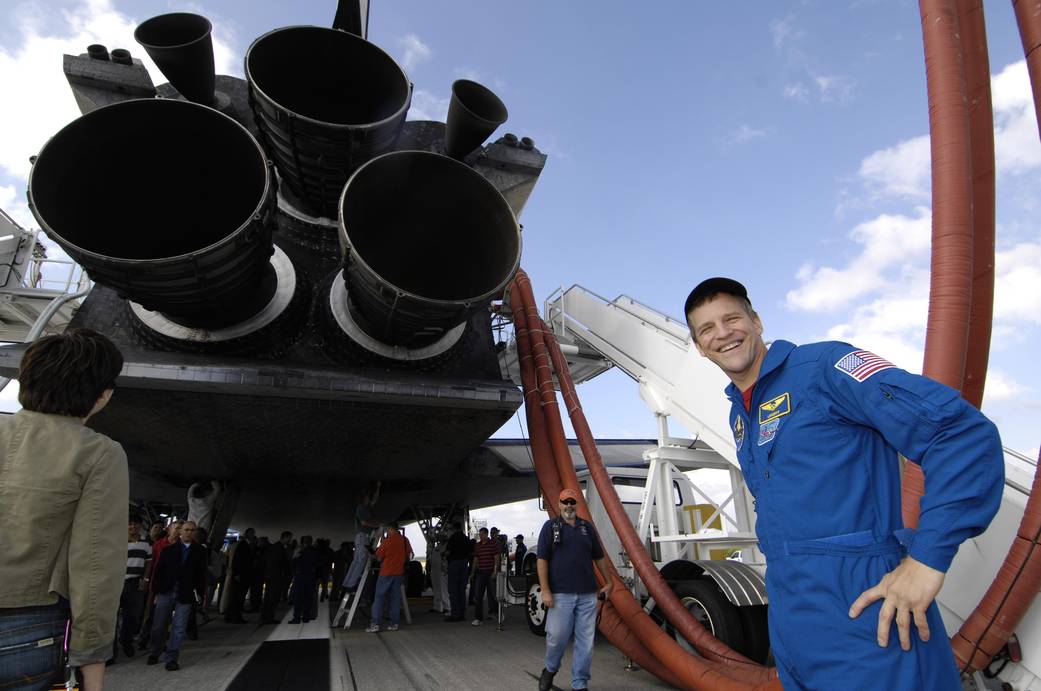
726, 340, 1003, 690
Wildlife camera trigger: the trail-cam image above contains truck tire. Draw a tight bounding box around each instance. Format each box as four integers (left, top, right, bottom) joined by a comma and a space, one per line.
525, 581, 548, 636
521, 552, 538, 576
666, 578, 745, 655
737, 604, 771, 665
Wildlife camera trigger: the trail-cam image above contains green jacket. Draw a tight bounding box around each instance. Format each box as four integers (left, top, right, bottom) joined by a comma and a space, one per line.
0, 410, 128, 666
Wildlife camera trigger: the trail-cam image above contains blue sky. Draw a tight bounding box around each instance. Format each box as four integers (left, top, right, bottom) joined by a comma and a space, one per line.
1, 1, 1039, 540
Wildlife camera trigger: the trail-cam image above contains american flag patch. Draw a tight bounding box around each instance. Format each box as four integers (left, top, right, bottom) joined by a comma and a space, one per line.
834, 350, 895, 382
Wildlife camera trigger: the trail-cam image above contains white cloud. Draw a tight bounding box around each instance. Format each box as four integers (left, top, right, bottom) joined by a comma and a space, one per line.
0, 0, 239, 183
858, 134, 931, 199
407, 88, 449, 122
770, 16, 853, 105
784, 83, 809, 101
994, 239, 1041, 325
769, 15, 801, 49
729, 124, 767, 146
397, 33, 430, 71
983, 369, 1026, 404
0, 185, 33, 229
992, 61, 1041, 174
820, 277, 929, 374
786, 208, 932, 312
814, 74, 855, 103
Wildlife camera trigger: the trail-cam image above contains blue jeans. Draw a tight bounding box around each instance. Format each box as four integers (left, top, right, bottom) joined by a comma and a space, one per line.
149, 593, 192, 663
0, 600, 68, 691
370, 575, 402, 626
545, 592, 597, 690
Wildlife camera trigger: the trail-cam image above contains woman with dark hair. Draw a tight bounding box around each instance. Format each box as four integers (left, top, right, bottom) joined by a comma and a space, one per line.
0, 329, 127, 691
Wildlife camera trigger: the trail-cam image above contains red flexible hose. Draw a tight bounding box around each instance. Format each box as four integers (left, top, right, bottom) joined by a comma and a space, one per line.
945, 0, 1041, 673
957, 0, 996, 410
511, 281, 687, 688
904, 0, 976, 530
952, 450, 1041, 671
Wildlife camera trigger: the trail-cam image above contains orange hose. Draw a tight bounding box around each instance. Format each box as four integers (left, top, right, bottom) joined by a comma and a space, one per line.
511, 279, 687, 688
945, 0, 1041, 673
511, 284, 563, 510
957, 0, 996, 410
904, 0, 976, 530
952, 450, 1041, 671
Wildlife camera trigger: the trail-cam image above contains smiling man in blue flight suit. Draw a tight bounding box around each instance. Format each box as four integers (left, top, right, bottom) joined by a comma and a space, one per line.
684, 277, 1004, 690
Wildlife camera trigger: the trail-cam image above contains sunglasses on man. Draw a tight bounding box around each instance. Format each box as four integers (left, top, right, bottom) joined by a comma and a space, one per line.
560, 499, 577, 505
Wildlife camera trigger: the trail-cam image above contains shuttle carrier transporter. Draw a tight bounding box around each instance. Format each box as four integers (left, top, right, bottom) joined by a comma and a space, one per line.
1, 1, 1040, 689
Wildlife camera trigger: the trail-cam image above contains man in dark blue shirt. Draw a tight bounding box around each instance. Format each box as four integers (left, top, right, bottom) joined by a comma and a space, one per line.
536, 489, 614, 691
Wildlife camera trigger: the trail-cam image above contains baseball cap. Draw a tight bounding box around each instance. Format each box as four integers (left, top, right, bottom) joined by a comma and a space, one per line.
559, 488, 581, 502
683, 277, 750, 318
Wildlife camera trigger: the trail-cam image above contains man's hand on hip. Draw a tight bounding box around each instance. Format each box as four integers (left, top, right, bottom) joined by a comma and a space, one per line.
848, 556, 945, 651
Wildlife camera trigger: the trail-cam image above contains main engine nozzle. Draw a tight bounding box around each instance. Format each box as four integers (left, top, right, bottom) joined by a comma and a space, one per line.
337, 151, 521, 347
27, 98, 275, 329
246, 26, 412, 217
134, 13, 216, 105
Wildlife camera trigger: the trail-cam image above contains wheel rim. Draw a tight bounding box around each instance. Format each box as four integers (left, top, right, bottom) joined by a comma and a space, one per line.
665, 595, 714, 656
527, 583, 546, 627
682, 596, 715, 632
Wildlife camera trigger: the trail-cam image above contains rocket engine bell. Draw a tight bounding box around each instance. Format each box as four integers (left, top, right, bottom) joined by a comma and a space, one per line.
245, 26, 412, 218
26, 98, 282, 331
332, 150, 521, 351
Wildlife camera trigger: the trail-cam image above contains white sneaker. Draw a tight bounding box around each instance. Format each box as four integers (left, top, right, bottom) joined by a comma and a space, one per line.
471, 619, 482, 626
365, 624, 380, 633
385, 624, 399, 631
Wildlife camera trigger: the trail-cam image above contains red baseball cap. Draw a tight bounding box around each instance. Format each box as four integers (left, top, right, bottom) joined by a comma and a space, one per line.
559, 488, 581, 502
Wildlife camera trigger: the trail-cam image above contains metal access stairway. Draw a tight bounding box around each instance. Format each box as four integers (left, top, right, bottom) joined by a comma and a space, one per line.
0, 208, 87, 343
500, 284, 760, 565
500, 284, 738, 466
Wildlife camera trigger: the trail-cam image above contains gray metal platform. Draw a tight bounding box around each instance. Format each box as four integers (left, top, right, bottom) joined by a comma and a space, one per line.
102, 598, 675, 690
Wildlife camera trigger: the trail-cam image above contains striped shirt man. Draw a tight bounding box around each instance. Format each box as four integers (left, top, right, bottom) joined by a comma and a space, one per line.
126, 539, 151, 580
473, 536, 499, 574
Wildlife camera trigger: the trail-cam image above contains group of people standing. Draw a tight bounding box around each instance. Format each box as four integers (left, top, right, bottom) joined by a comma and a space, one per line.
425, 523, 527, 626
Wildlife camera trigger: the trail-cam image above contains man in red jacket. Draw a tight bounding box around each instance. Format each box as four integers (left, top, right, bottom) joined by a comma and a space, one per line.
365, 523, 412, 633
